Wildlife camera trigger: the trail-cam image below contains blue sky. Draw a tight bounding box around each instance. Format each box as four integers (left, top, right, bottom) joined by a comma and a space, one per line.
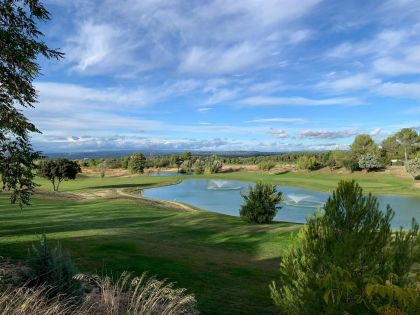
27, 0, 420, 152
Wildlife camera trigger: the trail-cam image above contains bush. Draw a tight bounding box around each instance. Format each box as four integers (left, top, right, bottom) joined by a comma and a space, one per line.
179, 160, 193, 174
240, 183, 283, 224
208, 159, 223, 174
406, 158, 420, 179
270, 180, 419, 314
193, 159, 205, 174
358, 153, 382, 172
258, 161, 276, 172
296, 156, 318, 170
26, 234, 82, 300
343, 158, 359, 172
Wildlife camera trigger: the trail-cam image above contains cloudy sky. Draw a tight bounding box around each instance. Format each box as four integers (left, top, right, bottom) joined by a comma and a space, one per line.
27, 0, 420, 152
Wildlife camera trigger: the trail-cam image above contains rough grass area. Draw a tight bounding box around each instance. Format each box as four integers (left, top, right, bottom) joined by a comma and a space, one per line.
0, 174, 300, 315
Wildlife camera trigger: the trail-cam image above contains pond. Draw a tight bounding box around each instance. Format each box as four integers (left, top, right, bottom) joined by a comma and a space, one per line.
143, 179, 420, 229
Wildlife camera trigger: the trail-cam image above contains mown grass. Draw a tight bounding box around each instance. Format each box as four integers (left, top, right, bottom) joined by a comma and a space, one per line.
0, 174, 300, 314
1, 170, 415, 314
193, 168, 417, 196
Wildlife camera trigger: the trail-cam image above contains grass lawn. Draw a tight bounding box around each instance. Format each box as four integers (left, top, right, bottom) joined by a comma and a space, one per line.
0, 174, 301, 315
194, 168, 418, 196
1, 169, 416, 314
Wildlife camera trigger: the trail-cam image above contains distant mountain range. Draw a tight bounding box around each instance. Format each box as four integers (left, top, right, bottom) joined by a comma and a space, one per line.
44, 149, 283, 159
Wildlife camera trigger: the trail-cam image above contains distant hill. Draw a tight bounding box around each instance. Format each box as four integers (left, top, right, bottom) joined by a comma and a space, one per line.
44, 149, 282, 160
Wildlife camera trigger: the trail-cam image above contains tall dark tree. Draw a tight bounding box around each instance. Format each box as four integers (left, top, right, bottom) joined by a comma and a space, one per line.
0, 0, 63, 205
38, 159, 81, 191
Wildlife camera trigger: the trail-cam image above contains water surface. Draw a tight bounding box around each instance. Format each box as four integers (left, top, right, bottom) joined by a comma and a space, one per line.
144, 179, 420, 229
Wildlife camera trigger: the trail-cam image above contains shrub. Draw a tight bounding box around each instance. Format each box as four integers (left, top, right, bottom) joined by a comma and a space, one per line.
179, 160, 193, 174
26, 234, 82, 300
76, 271, 198, 314
358, 153, 382, 172
296, 155, 318, 170
208, 159, 223, 174
406, 158, 420, 179
342, 158, 359, 172
193, 159, 205, 174
270, 180, 419, 314
240, 183, 283, 224
258, 161, 276, 172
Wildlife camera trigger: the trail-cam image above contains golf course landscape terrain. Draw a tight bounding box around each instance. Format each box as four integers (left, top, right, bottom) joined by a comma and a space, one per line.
0, 169, 418, 314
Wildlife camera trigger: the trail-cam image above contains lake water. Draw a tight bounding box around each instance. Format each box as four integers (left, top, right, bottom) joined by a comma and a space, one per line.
143, 179, 420, 229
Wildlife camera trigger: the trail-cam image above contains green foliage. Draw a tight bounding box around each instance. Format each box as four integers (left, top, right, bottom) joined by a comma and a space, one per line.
0, 0, 63, 206
395, 128, 419, 161
296, 155, 318, 170
26, 234, 83, 300
38, 159, 81, 191
180, 159, 193, 174
258, 161, 276, 171
208, 159, 223, 174
181, 151, 192, 161
351, 134, 378, 157
270, 180, 419, 315
381, 135, 403, 161
128, 152, 146, 174
358, 153, 382, 172
240, 183, 283, 224
343, 158, 360, 172
405, 158, 420, 180
193, 159, 206, 174
365, 273, 420, 315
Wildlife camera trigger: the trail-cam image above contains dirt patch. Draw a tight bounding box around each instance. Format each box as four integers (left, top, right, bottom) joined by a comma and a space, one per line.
413, 182, 420, 189
34, 190, 88, 201
116, 188, 196, 212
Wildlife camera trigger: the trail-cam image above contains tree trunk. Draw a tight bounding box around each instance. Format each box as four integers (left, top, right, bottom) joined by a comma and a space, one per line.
404, 146, 408, 161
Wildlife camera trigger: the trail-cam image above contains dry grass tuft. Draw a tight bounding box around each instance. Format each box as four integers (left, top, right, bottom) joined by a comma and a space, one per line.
0, 285, 75, 315
76, 271, 198, 315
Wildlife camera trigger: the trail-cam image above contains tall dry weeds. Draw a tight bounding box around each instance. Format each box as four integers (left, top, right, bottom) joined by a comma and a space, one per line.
76, 271, 198, 315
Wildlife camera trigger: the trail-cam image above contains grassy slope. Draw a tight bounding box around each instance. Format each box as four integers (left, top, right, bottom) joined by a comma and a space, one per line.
0, 175, 300, 315
1, 170, 415, 314
194, 169, 417, 196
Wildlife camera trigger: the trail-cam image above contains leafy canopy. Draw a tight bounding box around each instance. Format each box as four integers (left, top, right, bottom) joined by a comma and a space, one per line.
38, 159, 81, 191
270, 180, 419, 315
0, 0, 63, 205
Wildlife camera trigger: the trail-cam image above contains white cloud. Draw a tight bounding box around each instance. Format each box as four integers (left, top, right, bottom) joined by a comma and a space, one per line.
376, 82, 420, 99
373, 45, 420, 75
239, 96, 363, 106
370, 128, 381, 137
318, 73, 381, 92
299, 129, 357, 139
197, 107, 213, 112
270, 129, 288, 138
179, 43, 267, 75
246, 118, 305, 123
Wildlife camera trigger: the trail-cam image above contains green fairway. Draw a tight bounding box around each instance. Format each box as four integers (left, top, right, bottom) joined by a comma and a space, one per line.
0, 170, 416, 314
194, 169, 417, 196
0, 174, 301, 315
